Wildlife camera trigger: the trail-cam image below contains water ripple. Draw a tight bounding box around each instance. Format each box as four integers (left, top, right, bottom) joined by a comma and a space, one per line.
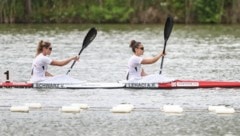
1, 24, 240, 136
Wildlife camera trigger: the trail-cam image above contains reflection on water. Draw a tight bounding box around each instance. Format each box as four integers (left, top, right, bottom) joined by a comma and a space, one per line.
1, 24, 240, 136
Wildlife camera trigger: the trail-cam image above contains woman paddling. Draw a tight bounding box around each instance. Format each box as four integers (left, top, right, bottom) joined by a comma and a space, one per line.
127, 40, 174, 83
30, 40, 79, 83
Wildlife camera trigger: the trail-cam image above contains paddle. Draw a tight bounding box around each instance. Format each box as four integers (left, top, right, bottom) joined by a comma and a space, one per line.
66, 27, 97, 75
159, 16, 174, 74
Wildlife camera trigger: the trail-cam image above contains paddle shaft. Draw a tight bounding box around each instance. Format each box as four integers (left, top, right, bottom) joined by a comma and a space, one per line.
159, 16, 173, 74
159, 40, 167, 74
67, 49, 84, 74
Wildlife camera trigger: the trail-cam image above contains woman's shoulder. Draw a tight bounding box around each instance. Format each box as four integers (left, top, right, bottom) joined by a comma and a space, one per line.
35, 53, 51, 61
129, 55, 143, 63
130, 55, 142, 59
36, 53, 49, 58
131, 55, 142, 60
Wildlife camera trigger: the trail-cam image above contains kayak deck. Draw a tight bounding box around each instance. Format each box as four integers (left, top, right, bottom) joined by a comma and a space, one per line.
126, 80, 240, 89
1, 80, 240, 89
0, 81, 33, 88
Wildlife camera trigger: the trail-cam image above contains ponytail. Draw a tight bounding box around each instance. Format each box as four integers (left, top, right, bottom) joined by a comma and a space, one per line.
36, 40, 51, 56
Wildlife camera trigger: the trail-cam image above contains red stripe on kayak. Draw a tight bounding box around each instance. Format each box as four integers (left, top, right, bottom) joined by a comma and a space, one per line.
0, 82, 33, 88
158, 80, 240, 88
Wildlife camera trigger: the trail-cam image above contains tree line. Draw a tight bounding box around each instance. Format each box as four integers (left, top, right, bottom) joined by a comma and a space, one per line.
0, 0, 240, 24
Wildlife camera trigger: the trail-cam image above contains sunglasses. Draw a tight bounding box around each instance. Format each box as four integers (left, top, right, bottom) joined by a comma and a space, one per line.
49, 47, 52, 51
139, 47, 144, 50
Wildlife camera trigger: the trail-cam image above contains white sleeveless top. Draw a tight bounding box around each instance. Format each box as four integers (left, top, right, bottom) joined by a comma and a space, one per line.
30, 53, 52, 83
127, 55, 176, 83
127, 55, 143, 80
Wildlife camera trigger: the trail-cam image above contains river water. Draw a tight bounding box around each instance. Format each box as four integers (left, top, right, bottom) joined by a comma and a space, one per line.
1, 24, 240, 136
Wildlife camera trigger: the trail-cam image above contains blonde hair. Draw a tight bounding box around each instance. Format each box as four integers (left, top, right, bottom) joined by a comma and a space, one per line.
36, 40, 51, 56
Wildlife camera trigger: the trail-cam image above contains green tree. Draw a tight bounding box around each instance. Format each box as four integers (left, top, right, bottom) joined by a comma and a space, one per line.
87, 0, 133, 23
194, 0, 224, 23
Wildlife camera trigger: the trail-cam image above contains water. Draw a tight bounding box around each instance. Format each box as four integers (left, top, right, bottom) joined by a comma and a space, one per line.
1, 24, 240, 136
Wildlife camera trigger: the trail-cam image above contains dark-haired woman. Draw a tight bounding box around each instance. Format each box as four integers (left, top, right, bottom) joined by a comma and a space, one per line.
127, 40, 173, 83
30, 40, 79, 83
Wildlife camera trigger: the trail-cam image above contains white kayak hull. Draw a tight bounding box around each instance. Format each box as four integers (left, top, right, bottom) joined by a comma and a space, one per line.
33, 82, 125, 89
2, 80, 240, 89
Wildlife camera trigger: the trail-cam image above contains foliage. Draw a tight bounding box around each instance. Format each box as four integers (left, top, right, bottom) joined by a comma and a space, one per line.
86, 0, 133, 23
0, 0, 239, 24
194, 0, 224, 23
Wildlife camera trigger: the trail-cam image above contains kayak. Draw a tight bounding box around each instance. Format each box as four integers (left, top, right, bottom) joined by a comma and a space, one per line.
0, 81, 124, 89
126, 80, 240, 89
1, 80, 240, 89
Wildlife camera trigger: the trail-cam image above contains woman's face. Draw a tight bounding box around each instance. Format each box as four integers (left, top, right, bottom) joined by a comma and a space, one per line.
46, 46, 52, 55
135, 44, 144, 56
43, 46, 52, 55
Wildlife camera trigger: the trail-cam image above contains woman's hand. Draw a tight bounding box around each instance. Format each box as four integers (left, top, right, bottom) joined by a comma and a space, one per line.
72, 56, 80, 61
161, 52, 166, 56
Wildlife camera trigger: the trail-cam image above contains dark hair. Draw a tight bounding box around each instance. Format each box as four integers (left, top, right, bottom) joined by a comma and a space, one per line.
129, 40, 141, 53
36, 40, 51, 56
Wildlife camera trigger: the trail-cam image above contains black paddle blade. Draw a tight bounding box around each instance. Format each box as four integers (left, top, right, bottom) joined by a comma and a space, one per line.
80, 27, 97, 54
159, 16, 174, 74
66, 27, 97, 75
164, 16, 174, 41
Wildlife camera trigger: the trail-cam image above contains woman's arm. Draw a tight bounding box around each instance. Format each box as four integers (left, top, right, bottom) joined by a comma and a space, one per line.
141, 69, 147, 76
45, 71, 53, 77
50, 56, 79, 66
141, 52, 165, 64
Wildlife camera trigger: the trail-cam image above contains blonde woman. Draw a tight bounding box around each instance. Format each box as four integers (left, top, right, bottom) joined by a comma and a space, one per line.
30, 40, 79, 83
